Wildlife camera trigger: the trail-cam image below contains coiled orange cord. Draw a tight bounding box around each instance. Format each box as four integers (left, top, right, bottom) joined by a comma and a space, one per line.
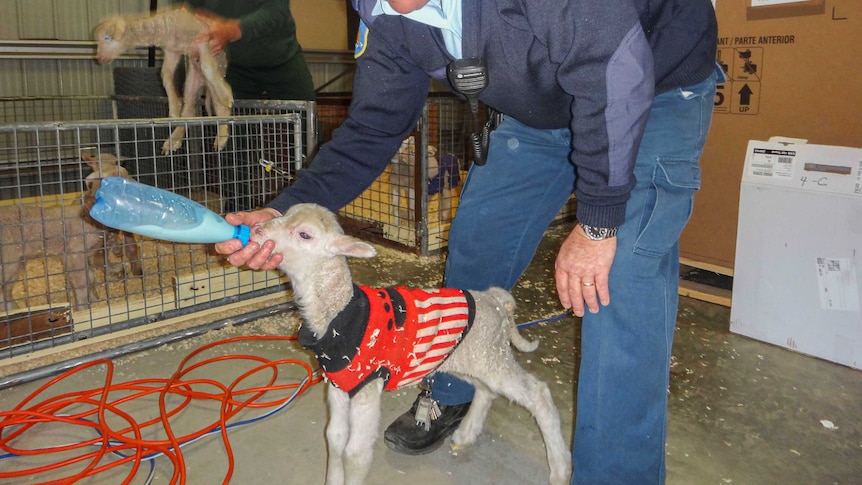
0, 334, 322, 485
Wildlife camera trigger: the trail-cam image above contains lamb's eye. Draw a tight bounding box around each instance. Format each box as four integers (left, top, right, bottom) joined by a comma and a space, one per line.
299, 231, 312, 240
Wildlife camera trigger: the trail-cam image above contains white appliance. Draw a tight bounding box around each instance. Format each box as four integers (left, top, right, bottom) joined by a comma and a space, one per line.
730, 139, 862, 370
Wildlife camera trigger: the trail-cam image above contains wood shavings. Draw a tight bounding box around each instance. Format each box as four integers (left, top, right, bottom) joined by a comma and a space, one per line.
820, 419, 838, 430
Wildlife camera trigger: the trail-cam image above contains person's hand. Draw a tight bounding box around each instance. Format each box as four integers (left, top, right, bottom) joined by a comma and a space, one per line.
554, 225, 617, 317
193, 11, 242, 55
215, 208, 283, 271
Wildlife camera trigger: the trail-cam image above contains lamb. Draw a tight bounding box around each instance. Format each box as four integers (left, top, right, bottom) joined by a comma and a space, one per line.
81, 152, 142, 278
0, 204, 103, 313
251, 203, 571, 485
0, 154, 141, 313
94, 7, 233, 154
389, 136, 459, 226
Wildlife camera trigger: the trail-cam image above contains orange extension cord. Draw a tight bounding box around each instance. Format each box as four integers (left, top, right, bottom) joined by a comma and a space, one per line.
0, 335, 323, 485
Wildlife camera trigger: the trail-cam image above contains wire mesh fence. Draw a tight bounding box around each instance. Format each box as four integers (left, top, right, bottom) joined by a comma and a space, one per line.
0, 113, 302, 359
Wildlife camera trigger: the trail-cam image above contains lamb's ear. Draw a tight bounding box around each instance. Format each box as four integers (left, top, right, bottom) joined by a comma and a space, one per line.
112, 17, 125, 40
328, 234, 377, 259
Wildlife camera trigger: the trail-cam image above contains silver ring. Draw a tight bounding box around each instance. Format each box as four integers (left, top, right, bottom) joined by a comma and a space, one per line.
582, 282, 595, 287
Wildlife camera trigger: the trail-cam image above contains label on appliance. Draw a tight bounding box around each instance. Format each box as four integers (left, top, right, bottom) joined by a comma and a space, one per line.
749, 148, 795, 178
816, 257, 861, 312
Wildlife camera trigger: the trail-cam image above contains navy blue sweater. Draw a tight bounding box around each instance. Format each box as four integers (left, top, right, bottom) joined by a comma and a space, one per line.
268, 0, 717, 229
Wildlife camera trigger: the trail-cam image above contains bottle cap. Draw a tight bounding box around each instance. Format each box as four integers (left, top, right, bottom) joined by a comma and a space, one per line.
234, 224, 251, 246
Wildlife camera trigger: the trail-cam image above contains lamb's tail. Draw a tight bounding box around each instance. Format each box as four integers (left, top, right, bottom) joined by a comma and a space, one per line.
485, 287, 539, 353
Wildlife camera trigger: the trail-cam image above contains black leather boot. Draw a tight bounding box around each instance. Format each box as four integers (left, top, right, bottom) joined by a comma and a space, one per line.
384, 390, 471, 455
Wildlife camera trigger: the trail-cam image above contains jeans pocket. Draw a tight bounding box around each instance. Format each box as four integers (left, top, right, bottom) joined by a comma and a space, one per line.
633, 158, 701, 257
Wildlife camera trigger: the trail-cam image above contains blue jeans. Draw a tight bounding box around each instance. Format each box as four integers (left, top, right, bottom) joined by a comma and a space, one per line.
432, 71, 718, 484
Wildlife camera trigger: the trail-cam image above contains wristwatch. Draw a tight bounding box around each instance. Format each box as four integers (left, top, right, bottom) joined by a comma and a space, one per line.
578, 222, 618, 241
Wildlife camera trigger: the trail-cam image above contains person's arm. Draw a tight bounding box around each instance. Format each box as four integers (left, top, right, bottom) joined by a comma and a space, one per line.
535, 0, 654, 229
216, 16, 432, 268
183, 1, 241, 54
267, 16, 431, 214
186, 0, 291, 55
528, 0, 655, 315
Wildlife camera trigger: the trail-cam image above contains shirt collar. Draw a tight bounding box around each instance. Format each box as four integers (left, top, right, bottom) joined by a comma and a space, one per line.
373, 0, 462, 58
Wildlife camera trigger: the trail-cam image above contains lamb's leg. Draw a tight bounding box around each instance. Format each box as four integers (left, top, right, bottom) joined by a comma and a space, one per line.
530, 379, 571, 485
405, 187, 415, 224
210, 91, 231, 151
197, 47, 233, 108
451, 380, 494, 449
426, 158, 440, 222
484, 369, 572, 485
326, 385, 350, 485
161, 52, 186, 154
439, 185, 452, 222
107, 231, 122, 258
197, 47, 233, 150
95, 231, 125, 277
122, 232, 142, 276
391, 186, 401, 226
0, 259, 23, 312
162, 51, 182, 118
163, 57, 205, 154
65, 236, 95, 310
342, 380, 383, 485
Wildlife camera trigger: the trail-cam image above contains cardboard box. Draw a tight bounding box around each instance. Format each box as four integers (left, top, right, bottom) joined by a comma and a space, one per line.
679, 0, 862, 273
730, 139, 862, 369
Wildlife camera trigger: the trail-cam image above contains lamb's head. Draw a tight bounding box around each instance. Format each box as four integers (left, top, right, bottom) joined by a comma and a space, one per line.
82, 152, 130, 211
251, 203, 377, 278
94, 16, 128, 64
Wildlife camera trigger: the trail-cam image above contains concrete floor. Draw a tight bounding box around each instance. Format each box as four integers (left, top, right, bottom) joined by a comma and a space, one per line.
1, 225, 860, 484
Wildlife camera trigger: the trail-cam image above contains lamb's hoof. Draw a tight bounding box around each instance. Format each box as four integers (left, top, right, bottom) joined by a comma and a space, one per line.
450, 441, 468, 451
161, 139, 183, 155
215, 124, 230, 149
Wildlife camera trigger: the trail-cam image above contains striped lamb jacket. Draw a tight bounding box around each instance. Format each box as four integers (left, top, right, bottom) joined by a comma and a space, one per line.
298, 284, 475, 397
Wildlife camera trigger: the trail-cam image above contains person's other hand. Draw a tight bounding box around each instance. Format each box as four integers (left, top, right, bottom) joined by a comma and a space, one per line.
215, 208, 282, 271
193, 11, 242, 55
554, 225, 616, 317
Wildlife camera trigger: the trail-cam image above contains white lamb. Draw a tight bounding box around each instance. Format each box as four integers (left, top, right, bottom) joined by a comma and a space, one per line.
388, 136, 456, 226
94, 7, 233, 154
251, 203, 571, 485
81, 152, 142, 278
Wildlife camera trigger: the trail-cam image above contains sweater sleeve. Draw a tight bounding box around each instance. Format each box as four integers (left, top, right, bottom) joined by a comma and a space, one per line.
268, 17, 431, 213
526, 0, 654, 229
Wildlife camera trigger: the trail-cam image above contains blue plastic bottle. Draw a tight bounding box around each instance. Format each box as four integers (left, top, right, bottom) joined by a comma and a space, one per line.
89, 177, 250, 246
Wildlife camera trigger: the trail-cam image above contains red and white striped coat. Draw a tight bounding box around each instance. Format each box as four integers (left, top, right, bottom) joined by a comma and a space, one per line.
298, 285, 475, 397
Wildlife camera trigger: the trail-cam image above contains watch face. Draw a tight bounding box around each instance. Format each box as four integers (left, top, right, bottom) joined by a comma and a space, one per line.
580, 223, 617, 240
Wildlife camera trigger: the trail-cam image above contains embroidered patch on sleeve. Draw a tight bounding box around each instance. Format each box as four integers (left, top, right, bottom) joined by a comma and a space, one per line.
354, 19, 369, 59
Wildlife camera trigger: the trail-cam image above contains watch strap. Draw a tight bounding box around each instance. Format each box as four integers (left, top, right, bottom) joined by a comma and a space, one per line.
578, 222, 618, 241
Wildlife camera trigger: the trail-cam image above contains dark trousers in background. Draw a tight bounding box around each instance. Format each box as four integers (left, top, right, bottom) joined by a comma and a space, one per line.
218, 55, 315, 213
